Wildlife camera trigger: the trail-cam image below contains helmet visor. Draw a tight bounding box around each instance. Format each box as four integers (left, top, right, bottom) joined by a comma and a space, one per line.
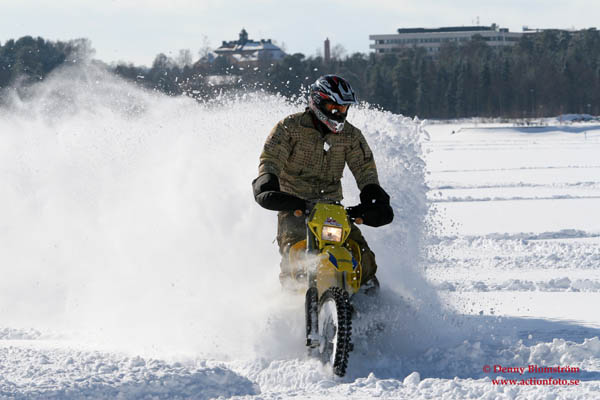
324, 103, 349, 114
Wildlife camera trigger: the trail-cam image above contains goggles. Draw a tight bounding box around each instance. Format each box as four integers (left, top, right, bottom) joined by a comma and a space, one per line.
324, 103, 349, 114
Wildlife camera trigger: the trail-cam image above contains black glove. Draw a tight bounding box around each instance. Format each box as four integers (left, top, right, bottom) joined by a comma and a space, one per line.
360, 183, 390, 206
252, 173, 306, 211
348, 184, 394, 227
346, 204, 365, 219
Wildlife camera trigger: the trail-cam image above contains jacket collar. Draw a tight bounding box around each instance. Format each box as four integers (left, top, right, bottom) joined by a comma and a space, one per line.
301, 109, 329, 135
300, 108, 354, 135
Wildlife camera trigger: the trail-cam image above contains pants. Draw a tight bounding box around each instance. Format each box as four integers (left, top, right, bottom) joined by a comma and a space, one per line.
276, 210, 377, 285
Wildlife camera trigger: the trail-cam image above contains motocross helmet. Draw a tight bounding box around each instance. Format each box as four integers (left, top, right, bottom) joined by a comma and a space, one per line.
308, 75, 357, 133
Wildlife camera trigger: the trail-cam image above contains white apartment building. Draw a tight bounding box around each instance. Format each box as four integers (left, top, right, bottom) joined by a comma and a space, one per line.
370, 25, 522, 55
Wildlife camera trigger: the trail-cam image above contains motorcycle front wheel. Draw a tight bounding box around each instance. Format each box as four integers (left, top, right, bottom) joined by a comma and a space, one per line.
317, 287, 353, 377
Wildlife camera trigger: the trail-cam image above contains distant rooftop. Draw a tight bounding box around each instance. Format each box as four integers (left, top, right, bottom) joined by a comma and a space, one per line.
213, 28, 286, 64
218, 28, 276, 49
397, 25, 509, 34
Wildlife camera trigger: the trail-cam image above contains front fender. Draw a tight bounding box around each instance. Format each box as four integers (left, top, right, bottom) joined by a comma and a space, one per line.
317, 245, 361, 296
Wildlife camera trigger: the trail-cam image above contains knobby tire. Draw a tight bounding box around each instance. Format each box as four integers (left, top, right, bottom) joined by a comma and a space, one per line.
319, 287, 353, 377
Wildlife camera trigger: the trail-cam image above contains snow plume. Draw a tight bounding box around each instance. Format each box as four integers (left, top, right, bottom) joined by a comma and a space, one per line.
0, 63, 437, 363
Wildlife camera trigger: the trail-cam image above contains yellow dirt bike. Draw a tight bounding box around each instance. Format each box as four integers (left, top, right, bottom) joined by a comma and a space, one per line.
286, 201, 363, 377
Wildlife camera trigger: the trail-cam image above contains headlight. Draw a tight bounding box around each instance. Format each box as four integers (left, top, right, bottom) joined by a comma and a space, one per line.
322, 226, 343, 242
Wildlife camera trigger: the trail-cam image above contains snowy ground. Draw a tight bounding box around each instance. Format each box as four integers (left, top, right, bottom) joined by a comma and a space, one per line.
1, 66, 600, 399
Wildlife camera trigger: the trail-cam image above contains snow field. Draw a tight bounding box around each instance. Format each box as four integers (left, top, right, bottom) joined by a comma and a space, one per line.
420, 122, 600, 398
0, 64, 436, 398
1, 64, 600, 398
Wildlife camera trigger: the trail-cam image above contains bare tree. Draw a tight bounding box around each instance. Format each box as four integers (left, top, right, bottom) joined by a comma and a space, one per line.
176, 49, 193, 68
331, 44, 347, 60
66, 38, 96, 62
198, 35, 212, 61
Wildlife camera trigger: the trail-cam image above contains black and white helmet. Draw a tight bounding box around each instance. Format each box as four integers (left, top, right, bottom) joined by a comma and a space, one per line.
308, 75, 357, 133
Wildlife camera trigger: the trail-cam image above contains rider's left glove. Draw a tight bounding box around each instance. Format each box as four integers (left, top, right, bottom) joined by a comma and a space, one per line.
348, 184, 394, 227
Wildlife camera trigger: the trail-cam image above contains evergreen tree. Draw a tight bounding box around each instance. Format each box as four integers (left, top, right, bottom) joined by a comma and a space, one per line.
455, 63, 467, 118
392, 58, 416, 116
3, 32, 600, 119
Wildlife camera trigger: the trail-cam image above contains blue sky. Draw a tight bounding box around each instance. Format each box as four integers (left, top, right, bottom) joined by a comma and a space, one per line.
1, 0, 598, 66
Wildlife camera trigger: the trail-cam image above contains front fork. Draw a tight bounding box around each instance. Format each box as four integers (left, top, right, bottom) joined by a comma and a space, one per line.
305, 224, 320, 348
305, 286, 319, 347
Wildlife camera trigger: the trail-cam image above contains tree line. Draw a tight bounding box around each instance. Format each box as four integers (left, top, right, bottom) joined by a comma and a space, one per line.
2, 31, 600, 118
0, 36, 92, 91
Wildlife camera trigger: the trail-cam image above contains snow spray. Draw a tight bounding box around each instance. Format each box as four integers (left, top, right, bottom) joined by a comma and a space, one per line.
0, 63, 451, 364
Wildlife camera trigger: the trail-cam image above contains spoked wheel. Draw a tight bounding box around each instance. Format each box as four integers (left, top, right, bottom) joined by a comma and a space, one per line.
317, 287, 353, 377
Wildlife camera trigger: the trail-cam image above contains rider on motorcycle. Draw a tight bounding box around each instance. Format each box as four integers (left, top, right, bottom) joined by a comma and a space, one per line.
252, 75, 393, 289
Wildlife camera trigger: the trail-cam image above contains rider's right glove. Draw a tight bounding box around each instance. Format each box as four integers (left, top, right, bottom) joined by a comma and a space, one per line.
346, 204, 365, 220
348, 184, 394, 227
252, 173, 306, 212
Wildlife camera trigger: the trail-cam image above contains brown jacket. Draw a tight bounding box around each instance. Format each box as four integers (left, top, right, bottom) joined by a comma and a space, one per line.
258, 111, 379, 201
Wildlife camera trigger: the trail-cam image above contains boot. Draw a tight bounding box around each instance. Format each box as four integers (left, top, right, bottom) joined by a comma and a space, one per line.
361, 276, 380, 296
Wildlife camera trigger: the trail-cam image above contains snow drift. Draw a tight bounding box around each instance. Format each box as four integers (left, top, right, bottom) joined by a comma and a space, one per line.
0, 63, 437, 363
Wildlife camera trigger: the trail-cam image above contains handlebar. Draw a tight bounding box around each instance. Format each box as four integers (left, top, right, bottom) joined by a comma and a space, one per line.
292, 203, 363, 225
